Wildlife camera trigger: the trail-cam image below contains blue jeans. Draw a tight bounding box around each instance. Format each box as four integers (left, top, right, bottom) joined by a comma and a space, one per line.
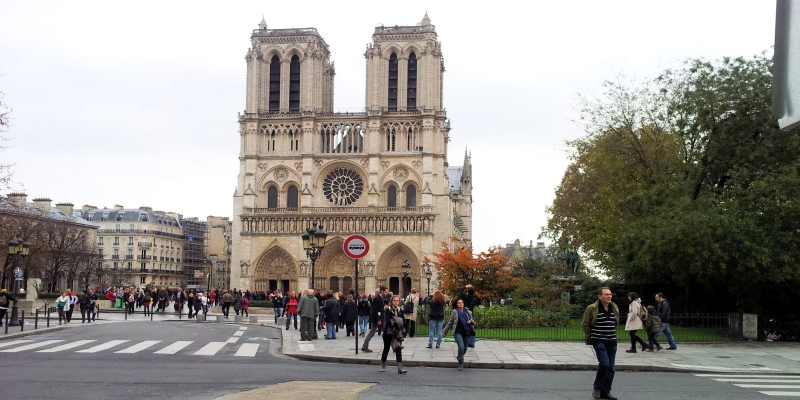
359, 315, 369, 333
655, 322, 677, 349
429, 319, 443, 347
454, 333, 470, 361
273, 307, 281, 323
285, 313, 297, 329
592, 341, 617, 395
318, 312, 325, 330
325, 321, 337, 339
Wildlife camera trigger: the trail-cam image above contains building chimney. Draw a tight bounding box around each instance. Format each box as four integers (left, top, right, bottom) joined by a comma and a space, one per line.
113, 204, 124, 210
32, 197, 52, 212
82, 204, 97, 213
6, 193, 28, 208
55, 202, 75, 217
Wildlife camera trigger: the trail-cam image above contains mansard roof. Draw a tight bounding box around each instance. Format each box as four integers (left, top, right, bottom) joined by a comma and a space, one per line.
0, 197, 98, 228
82, 208, 180, 227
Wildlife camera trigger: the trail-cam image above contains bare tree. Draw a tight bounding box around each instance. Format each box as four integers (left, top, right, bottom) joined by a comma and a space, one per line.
0, 75, 16, 192
38, 218, 91, 292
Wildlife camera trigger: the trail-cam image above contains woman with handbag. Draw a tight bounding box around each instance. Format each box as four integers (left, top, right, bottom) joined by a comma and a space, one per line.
443, 299, 475, 371
56, 291, 70, 325
380, 295, 407, 374
403, 289, 419, 337
625, 292, 649, 353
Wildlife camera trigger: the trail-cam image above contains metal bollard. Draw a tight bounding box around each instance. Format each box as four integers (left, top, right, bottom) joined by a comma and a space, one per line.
47, 307, 50, 327
35, 309, 38, 330
4, 312, 8, 334
20, 310, 24, 332
124, 309, 127, 320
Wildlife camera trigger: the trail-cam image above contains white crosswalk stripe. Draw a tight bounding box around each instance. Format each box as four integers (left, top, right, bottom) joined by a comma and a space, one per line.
696, 373, 800, 397
0, 338, 263, 357
38, 340, 96, 353
116, 340, 161, 353
1, 340, 64, 352
154, 341, 193, 354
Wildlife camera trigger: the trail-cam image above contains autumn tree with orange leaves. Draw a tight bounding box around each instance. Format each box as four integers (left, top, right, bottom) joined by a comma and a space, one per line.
430, 240, 519, 302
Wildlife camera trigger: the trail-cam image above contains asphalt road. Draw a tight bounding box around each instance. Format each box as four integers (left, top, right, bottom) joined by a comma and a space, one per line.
0, 321, 789, 399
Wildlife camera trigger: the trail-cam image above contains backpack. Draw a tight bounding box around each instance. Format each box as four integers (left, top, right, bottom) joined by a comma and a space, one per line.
0, 294, 7, 306
403, 295, 415, 314
638, 303, 648, 321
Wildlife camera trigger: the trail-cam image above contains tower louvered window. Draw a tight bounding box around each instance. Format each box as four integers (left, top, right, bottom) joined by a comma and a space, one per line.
269, 56, 280, 112
267, 186, 278, 209
388, 53, 398, 110
406, 185, 417, 207
289, 55, 300, 112
287, 186, 298, 209
407, 52, 417, 110
387, 185, 397, 207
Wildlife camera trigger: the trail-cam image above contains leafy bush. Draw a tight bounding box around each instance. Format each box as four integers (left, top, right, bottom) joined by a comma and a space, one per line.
416, 304, 571, 328
249, 301, 270, 308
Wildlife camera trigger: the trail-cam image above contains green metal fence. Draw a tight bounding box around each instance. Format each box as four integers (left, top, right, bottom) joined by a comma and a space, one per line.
413, 306, 743, 342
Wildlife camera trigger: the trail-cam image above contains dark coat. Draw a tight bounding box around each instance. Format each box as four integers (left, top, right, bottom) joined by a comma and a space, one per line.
381, 305, 406, 337
656, 299, 671, 324
322, 297, 340, 323
370, 295, 384, 323
459, 286, 477, 311
342, 300, 358, 322
425, 298, 446, 321
357, 298, 371, 317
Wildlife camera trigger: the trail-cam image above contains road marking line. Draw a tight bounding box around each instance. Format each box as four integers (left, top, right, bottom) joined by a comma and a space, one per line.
1, 340, 64, 352
234, 343, 259, 357
737, 385, 800, 389
194, 342, 226, 356
674, 363, 777, 371
76, 340, 128, 353
233, 331, 244, 337
696, 374, 800, 378
154, 341, 193, 354
226, 337, 239, 344
116, 340, 161, 354
0, 340, 32, 349
38, 340, 96, 352
713, 379, 800, 383
239, 326, 247, 330
758, 392, 800, 396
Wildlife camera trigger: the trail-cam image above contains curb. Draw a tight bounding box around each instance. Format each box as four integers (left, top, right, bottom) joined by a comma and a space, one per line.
0, 326, 68, 340
281, 352, 709, 372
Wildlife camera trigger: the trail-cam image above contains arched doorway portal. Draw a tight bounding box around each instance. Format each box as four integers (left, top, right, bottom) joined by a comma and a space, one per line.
314, 237, 365, 294
375, 242, 420, 298
253, 245, 298, 294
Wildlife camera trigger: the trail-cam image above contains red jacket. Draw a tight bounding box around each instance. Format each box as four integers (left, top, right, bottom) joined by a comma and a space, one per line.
286, 297, 299, 314
106, 291, 116, 301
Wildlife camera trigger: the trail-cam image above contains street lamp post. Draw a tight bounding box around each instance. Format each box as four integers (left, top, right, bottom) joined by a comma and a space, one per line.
5, 237, 30, 327
424, 263, 432, 297
301, 223, 327, 290
401, 260, 410, 297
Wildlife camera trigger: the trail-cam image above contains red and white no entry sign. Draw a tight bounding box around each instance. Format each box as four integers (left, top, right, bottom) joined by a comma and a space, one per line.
343, 234, 369, 259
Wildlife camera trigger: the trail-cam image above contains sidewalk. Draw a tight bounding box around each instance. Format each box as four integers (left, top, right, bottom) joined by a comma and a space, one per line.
278, 323, 800, 373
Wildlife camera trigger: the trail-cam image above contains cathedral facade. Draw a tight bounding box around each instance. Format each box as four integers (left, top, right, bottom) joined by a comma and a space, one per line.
231, 14, 472, 297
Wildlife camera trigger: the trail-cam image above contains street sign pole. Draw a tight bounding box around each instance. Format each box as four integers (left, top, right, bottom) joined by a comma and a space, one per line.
343, 234, 369, 355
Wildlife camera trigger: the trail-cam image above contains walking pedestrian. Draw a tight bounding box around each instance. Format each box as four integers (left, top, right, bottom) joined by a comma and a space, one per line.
0, 289, 16, 326
424, 291, 446, 349
459, 284, 478, 347
66, 289, 78, 322
241, 295, 249, 317
222, 290, 233, 318
201, 291, 208, 316
403, 289, 420, 337
285, 292, 299, 330
380, 295, 407, 374
655, 293, 677, 350
79, 290, 90, 323
582, 287, 619, 400
272, 292, 283, 323
361, 286, 388, 352
443, 299, 474, 370
143, 290, 152, 316
88, 289, 98, 322
357, 294, 371, 336
645, 305, 662, 351
322, 292, 340, 339
342, 294, 357, 336
126, 290, 135, 315
233, 293, 243, 316
56, 291, 70, 325
625, 292, 648, 353
297, 289, 319, 341
187, 291, 195, 318
193, 291, 203, 319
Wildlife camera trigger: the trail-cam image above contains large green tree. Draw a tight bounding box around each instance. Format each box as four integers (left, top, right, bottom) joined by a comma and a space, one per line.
544, 54, 800, 334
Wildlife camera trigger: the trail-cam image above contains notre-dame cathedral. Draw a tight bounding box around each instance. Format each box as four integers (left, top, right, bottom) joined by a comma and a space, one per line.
231, 13, 473, 298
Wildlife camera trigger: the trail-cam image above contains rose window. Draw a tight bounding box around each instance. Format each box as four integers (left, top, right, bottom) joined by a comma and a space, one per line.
322, 167, 364, 206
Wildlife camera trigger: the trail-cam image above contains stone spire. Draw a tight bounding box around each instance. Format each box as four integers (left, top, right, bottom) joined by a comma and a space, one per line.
258, 16, 267, 30
420, 11, 431, 26
462, 148, 471, 182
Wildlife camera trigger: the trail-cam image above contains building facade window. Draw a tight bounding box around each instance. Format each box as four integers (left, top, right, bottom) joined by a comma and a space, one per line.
98, 237, 104, 245
114, 237, 119, 246
289, 55, 301, 112
387, 185, 397, 207
287, 185, 299, 209
269, 55, 281, 112
407, 52, 417, 110
267, 186, 278, 209
388, 53, 398, 110
406, 185, 417, 207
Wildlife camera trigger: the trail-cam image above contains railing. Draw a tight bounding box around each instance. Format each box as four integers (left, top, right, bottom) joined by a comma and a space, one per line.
242, 206, 432, 214
137, 255, 152, 260
124, 255, 134, 259
98, 229, 184, 239
413, 307, 743, 342
138, 242, 153, 247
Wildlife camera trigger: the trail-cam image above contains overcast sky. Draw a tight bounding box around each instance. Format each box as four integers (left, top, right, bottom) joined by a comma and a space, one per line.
0, 1, 777, 251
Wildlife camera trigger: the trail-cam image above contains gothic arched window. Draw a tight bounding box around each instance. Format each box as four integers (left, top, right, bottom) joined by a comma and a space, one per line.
267, 186, 278, 209
269, 56, 280, 112
406, 185, 417, 207
289, 55, 301, 112
388, 53, 398, 110
387, 185, 397, 208
287, 185, 298, 209
386, 127, 396, 152
407, 52, 417, 110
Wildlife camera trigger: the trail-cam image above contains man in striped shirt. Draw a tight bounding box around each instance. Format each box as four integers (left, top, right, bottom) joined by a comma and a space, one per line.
582, 287, 620, 400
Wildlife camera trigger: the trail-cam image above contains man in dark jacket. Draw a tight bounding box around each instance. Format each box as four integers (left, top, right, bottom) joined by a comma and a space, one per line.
322, 292, 340, 339
361, 286, 388, 352
0, 289, 17, 326
157, 287, 169, 313
581, 287, 619, 400
357, 295, 372, 336
655, 293, 677, 350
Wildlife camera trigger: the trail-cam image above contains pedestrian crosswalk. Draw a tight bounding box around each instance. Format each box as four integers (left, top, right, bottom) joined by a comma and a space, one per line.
695, 373, 800, 397
0, 338, 265, 357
